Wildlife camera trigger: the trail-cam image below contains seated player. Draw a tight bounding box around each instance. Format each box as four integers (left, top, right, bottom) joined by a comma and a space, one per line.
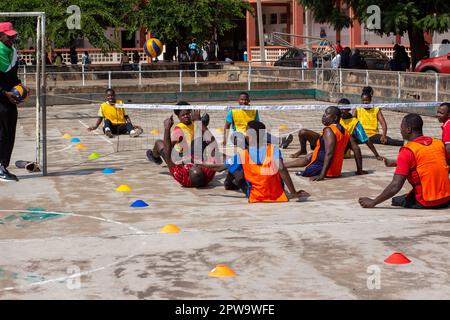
146, 112, 216, 188
353, 86, 403, 146
339, 98, 383, 170
87, 88, 143, 138
436, 102, 450, 162
284, 106, 350, 180
202, 120, 310, 203
147, 101, 213, 164
359, 114, 450, 209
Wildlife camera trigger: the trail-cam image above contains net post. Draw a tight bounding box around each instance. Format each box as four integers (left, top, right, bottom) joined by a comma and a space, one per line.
108, 71, 112, 88
194, 62, 198, 84
23, 65, 27, 86
40, 13, 47, 176
397, 72, 401, 99
82, 64, 85, 86
247, 61, 252, 91
138, 63, 142, 86
435, 73, 439, 102
365, 70, 369, 86
179, 70, 183, 92
339, 68, 343, 94
301, 68, 304, 81
35, 16, 41, 171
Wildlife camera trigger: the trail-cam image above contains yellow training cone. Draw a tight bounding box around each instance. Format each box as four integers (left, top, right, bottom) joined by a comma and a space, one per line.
150, 129, 161, 135
208, 264, 236, 278
215, 128, 224, 132
279, 124, 288, 130
75, 143, 86, 150
116, 184, 132, 192
160, 224, 181, 233
63, 133, 72, 138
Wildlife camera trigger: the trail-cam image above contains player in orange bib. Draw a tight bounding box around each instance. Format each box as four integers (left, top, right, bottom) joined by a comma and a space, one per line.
202, 120, 309, 203
285, 106, 350, 181
359, 113, 450, 209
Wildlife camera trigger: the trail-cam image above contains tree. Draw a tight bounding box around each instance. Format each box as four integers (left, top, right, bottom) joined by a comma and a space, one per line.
299, 0, 450, 67
0, 0, 127, 50
138, 0, 250, 59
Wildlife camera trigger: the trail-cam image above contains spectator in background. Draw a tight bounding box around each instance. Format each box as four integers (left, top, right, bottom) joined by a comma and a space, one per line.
81, 51, 91, 66
120, 52, 130, 70
69, 46, 78, 65
340, 47, 351, 68
54, 52, 63, 67
132, 50, 140, 70
335, 40, 343, 54
349, 49, 367, 69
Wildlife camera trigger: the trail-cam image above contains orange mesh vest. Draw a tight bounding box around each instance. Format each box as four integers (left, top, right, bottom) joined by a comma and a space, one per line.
307, 123, 350, 177
239, 144, 288, 203
403, 138, 450, 206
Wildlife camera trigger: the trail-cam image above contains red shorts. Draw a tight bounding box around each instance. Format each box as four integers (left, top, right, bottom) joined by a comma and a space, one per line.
169, 163, 215, 187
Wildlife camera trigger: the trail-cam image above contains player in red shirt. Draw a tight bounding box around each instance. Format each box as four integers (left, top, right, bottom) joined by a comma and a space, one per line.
359, 113, 450, 209
437, 102, 450, 162
147, 110, 216, 188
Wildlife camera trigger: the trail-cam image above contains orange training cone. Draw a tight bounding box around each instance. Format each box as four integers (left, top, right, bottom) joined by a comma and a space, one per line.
75, 143, 86, 150
208, 264, 236, 277
160, 224, 181, 233
384, 252, 411, 265
150, 129, 161, 135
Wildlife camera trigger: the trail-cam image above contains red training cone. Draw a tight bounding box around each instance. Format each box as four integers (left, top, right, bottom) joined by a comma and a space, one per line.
384, 252, 411, 265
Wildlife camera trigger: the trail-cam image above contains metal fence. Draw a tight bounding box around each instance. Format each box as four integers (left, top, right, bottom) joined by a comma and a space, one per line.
18, 62, 450, 102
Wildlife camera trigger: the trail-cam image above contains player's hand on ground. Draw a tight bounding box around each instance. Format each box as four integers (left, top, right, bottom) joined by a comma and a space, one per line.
291, 190, 310, 201
87, 126, 96, 131
4, 91, 21, 105
310, 175, 325, 181
356, 170, 369, 175
381, 157, 396, 167
359, 197, 376, 208
164, 115, 174, 130
380, 135, 388, 144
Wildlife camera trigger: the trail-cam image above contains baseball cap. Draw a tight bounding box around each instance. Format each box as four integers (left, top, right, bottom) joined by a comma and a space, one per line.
0, 22, 18, 36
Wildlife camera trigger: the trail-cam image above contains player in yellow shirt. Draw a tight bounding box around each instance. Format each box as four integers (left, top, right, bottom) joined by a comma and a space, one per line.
353, 86, 403, 146
87, 88, 142, 138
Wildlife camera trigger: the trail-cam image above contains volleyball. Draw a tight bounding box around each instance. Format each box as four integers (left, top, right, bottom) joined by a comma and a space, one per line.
11, 84, 29, 102
144, 38, 163, 58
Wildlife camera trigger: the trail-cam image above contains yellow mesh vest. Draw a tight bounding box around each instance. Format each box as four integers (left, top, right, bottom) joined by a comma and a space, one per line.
231, 110, 258, 134
356, 107, 379, 137
100, 100, 125, 125
174, 122, 195, 154
340, 117, 359, 135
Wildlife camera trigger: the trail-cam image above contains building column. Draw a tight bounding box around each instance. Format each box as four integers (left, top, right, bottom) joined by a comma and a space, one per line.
349, 7, 362, 47
246, 4, 256, 60
292, 0, 304, 46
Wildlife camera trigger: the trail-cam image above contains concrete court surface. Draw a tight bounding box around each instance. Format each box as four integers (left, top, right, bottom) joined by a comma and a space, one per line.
0, 100, 449, 300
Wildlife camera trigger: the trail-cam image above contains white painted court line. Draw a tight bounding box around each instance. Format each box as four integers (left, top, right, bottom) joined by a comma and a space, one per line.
78, 120, 114, 145
48, 144, 73, 154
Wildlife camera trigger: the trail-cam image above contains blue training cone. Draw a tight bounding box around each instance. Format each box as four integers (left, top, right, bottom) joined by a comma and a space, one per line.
70, 137, 81, 143
130, 200, 149, 208
102, 168, 115, 174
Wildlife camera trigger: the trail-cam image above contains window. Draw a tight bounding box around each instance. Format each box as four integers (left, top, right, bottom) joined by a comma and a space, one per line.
270, 13, 277, 25
280, 13, 288, 24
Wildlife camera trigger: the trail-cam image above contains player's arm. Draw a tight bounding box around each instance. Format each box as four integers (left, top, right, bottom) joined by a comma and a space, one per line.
163, 116, 176, 169
88, 117, 103, 131
279, 159, 310, 199
359, 174, 407, 208
124, 114, 132, 123
0, 86, 20, 104
223, 121, 232, 146
377, 110, 388, 144
312, 127, 336, 181
349, 136, 366, 175
199, 163, 227, 172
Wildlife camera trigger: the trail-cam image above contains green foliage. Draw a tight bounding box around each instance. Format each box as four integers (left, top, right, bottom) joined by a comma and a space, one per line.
299, 0, 450, 36
0, 0, 127, 50
137, 0, 250, 47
